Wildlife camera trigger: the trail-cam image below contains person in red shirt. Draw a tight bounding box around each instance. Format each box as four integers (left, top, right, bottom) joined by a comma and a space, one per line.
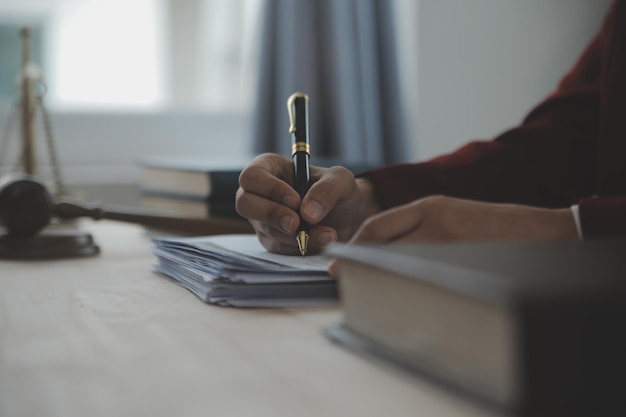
236, 1, 626, 256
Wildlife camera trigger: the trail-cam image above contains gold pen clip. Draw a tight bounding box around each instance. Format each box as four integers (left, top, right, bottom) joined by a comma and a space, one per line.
287, 92, 309, 134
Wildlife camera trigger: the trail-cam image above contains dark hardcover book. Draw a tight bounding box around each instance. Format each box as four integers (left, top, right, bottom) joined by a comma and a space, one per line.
140, 192, 240, 219
137, 155, 378, 199
325, 238, 626, 417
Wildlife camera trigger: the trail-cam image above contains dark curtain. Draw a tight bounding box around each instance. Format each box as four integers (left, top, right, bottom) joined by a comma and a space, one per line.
251, 0, 410, 165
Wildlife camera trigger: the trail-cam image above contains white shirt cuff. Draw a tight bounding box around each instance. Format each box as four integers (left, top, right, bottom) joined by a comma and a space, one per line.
570, 204, 583, 240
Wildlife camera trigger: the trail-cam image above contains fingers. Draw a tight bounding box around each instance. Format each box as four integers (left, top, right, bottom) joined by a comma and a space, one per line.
255, 225, 302, 255
237, 156, 352, 221
254, 221, 338, 255
237, 153, 300, 210
236, 154, 301, 235
237, 190, 299, 235
327, 259, 340, 278
301, 166, 356, 224
236, 154, 349, 255
238, 156, 357, 229
310, 226, 338, 253
350, 201, 424, 244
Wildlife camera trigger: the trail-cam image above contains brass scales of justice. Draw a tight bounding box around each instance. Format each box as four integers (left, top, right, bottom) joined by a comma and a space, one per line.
0, 28, 252, 260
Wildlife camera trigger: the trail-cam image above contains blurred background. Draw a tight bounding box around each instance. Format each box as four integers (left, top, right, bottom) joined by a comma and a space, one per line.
0, 0, 613, 188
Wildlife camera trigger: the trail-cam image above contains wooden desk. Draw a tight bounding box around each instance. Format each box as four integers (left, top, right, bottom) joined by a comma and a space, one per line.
0, 221, 496, 417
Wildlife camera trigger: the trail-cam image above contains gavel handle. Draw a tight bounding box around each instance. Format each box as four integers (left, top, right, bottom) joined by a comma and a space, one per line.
54, 200, 254, 235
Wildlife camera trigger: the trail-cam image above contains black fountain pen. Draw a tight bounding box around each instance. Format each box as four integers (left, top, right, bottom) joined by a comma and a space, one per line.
287, 92, 311, 255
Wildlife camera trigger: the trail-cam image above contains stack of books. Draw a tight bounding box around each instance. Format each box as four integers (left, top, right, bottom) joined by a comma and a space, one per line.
138, 156, 247, 219
137, 155, 377, 220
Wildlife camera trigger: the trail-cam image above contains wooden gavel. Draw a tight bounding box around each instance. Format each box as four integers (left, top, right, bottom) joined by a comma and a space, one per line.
0, 175, 253, 238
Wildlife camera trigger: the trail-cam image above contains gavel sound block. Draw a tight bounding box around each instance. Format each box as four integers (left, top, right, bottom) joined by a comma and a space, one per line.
0, 175, 253, 259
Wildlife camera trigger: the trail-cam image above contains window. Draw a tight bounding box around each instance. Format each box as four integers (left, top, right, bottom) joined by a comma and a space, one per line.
0, 0, 263, 183
0, 0, 262, 111
48, 0, 166, 109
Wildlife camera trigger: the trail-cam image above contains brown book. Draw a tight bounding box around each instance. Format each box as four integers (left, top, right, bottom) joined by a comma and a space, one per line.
138, 156, 247, 199
326, 238, 626, 416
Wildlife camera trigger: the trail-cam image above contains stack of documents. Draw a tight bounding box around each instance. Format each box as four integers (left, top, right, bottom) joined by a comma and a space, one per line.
151, 234, 337, 307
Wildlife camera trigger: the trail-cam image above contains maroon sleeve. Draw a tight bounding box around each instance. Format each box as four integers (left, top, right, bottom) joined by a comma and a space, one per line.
579, 197, 626, 238
360, 7, 609, 211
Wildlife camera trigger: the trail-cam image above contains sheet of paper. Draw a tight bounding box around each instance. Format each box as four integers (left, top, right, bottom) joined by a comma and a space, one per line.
155, 235, 331, 271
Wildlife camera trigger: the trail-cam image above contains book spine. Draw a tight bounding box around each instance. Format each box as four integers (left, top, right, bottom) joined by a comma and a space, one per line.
207, 196, 241, 219
139, 192, 242, 219
208, 171, 241, 197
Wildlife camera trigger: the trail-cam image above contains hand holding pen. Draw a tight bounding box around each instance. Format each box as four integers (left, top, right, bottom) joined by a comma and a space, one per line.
235, 100, 380, 256
287, 92, 311, 255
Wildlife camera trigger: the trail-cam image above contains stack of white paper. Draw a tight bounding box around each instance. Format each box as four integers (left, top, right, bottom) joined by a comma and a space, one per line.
151, 234, 337, 307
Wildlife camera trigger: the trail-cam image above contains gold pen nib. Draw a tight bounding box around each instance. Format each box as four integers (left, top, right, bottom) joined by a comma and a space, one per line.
296, 231, 310, 256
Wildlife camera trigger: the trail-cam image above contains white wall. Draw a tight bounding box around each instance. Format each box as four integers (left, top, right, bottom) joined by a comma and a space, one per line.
413, 0, 612, 161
